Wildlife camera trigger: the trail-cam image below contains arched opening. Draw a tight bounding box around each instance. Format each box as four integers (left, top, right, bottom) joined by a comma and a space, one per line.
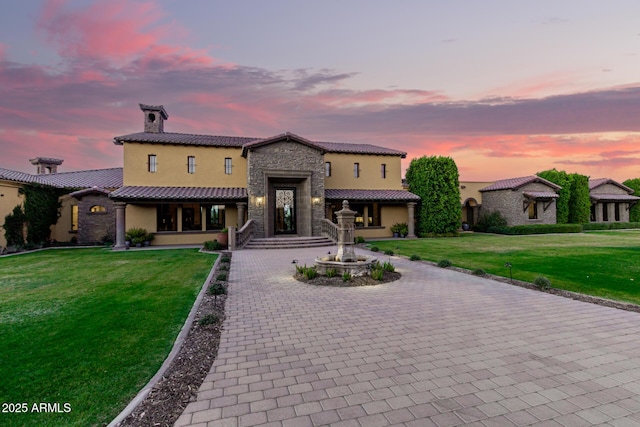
462, 198, 479, 226
90, 205, 107, 213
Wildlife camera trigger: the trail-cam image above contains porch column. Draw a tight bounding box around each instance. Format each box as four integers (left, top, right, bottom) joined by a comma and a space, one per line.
236, 202, 247, 229
363, 205, 369, 228
407, 202, 417, 238
113, 202, 127, 250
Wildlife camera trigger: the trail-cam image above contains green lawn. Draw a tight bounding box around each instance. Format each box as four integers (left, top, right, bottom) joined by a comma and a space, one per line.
371, 230, 640, 305
0, 248, 216, 427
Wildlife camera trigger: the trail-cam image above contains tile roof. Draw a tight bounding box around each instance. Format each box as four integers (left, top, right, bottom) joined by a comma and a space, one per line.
114, 132, 407, 157
523, 191, 560, 199
589, 178, 634, 193
0, 168, 47, 184
241, 132, 326, 157
69, 186, 112, 198
480, 176, 561, 192
39, 168, 123, 189
325, 189, 420, 202
0, 167, 122, 189
590, 194, 640, 202
315, 141, 407, 158
113, 132, 257, 147
109, 186, 247, 201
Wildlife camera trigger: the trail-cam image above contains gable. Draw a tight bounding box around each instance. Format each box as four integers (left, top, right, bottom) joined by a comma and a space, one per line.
241, 132, 325, 157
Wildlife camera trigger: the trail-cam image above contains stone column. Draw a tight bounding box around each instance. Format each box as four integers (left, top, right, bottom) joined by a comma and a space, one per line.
236, 202, 247, 229
407, 202, 417, 238
228, 226, 237, 251
113, 202, 127, 250
363, 205, 369, 228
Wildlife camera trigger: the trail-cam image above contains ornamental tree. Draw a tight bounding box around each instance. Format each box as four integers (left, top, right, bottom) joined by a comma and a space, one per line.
537, 169, 571, 224
405, 156, 461, 235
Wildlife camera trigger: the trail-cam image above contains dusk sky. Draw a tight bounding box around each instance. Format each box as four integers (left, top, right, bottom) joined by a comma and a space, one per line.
2, 0, 640, 181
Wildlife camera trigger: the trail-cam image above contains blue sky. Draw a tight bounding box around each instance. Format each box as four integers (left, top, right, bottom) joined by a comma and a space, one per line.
2, 0, 640, 181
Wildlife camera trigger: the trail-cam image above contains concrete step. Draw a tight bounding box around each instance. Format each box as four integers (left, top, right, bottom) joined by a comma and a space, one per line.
244, 236, 335, 250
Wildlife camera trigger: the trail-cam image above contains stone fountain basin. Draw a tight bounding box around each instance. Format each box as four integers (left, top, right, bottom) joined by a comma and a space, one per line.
315, 254, 377, 277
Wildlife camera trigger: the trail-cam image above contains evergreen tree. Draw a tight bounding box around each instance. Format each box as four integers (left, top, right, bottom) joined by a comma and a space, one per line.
405, 156, 461, 235
537, 169, 570, 224
568, 173, 591, 224
623, 178, 640, 222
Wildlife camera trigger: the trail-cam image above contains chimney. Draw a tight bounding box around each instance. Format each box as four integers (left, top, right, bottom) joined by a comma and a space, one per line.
139, 103, 169, 133
30, 157, 63, 174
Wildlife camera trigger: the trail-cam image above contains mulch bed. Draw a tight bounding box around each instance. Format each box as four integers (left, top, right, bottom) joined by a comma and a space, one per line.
295, 270, 401, 286
115, 252, 230, 427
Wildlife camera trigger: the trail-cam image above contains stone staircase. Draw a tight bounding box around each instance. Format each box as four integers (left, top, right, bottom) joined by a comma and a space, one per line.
243, 236, 335, 250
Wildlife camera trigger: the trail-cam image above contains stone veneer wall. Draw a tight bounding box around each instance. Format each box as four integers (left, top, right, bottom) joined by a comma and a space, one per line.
481, 182, 557, 226
76, 194, 116, 244
246, 140, 324, 238
591, 183, 632, 222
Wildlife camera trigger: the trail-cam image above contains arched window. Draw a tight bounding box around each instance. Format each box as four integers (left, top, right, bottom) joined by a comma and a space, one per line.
90, 205, 107, 213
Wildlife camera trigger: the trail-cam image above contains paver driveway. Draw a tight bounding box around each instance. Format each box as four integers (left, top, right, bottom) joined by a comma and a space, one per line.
176, 247, 640, 427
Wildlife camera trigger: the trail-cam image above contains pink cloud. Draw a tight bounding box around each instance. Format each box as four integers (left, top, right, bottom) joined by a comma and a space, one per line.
38, 0, 168, 64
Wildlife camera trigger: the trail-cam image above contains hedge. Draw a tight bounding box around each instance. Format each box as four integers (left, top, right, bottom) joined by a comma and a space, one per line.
482, 222, 640, 235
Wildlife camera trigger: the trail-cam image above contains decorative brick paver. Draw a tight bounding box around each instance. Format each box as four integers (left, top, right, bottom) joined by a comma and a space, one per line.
178, 247, 640, 426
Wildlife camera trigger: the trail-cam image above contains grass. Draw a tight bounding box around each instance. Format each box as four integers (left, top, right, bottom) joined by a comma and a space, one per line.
0, 248, 216, 427
370, 230, 640, 305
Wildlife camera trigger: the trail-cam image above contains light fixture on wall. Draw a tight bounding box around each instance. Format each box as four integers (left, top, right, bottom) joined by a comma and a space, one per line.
256, 196, 264, 207
312, 196, 322, 205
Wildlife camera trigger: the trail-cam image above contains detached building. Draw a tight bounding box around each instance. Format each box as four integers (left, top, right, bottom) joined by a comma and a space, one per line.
589, 178, 640, 223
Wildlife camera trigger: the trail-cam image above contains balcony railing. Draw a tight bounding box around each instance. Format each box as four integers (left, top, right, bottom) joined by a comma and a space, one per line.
234, 219, 255, 250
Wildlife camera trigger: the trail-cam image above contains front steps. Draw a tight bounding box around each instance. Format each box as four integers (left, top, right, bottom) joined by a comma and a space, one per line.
243, 236, 335, 250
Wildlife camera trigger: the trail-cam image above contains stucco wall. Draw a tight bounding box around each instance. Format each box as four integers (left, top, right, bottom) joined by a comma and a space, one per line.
123, 144, 247, 187
324, 153, 403, 190
50, 194, 77, 243
0, 181, 25, 248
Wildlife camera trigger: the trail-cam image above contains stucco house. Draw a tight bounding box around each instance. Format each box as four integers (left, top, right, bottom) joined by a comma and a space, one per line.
479, 176, 561, 226
589, 178, 640, 223
108, 104, 420, 247
0, 158, 122, 248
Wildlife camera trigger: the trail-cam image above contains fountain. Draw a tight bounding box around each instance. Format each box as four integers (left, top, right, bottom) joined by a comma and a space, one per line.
315, 200, 377, 276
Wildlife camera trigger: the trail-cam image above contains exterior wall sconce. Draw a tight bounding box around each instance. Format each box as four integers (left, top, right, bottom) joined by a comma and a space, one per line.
312, 197, 322, 205
256, 196, 264, 207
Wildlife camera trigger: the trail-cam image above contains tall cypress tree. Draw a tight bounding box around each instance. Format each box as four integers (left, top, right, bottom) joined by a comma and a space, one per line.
568, 173, 591, 224
405, 156, 461, 235
537, 169, 571, 224
623, 178, 640, 222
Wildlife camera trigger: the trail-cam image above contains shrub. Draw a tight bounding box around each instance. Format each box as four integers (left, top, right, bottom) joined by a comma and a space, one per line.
220, 255, 231, 263
383, 261, 395, 272
534, 276, 551, 290
216, 272, 228, 282
295, 264, 305, 275
355, 236, 365, 244
3, 205, 26, 247
208, 282, 227, 296
472, 268, 486, 276
198, 313, 220, 326
203, 240, 222, 251
390, 223, 409, 236
218, 264, 229, 271
383, 249, 394, 256
126, 227, 148, 241
326, 268, 337, 278
409, 254, 421, 261
369, 246, 379, 252
303, 266, 318, 280
342, 272, 351, 282
438, 259, 452, 268
473, 211, 507, 232
371, 268, 384, 281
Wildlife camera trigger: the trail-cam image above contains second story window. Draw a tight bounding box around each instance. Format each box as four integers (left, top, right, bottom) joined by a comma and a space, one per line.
187, 156, 196, 174
148, 154, 157, 173
381, 164, 386, 179
325, 162, 331, 177
354, 163, 360, 178
225, 157, 232, 175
